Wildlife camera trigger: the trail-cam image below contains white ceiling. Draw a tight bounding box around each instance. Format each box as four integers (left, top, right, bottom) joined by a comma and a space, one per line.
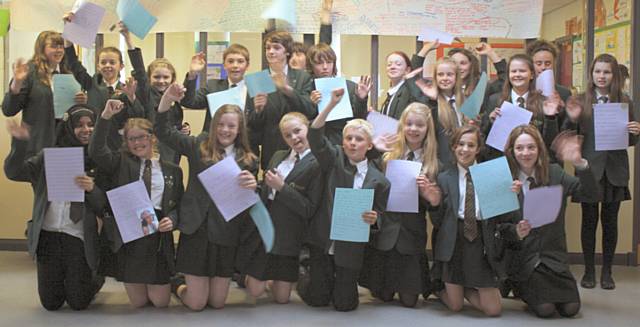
543, 0, 580, 14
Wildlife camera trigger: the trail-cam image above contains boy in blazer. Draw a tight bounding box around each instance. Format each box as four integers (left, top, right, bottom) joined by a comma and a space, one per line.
297, 88, 390, 312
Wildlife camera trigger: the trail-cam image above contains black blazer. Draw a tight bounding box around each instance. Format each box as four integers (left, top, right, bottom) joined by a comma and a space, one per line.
311, 78, 369, 145
247, 68, 316, 169
507, 164, 597, 281
2, 63, 58, 157
307, 126, 390, 269
374, 195, 435, 255
89, 117, 183, 270
258, 150, 324, 256
381, 82, 417, 120
4, 138, 106, 270
562, 99, 638, 197
154, 111, 258, 247
432, 167, 520, 279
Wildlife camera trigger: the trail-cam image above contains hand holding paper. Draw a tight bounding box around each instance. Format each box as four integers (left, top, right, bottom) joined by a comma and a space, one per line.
523, 185, 563, 228
468, 156, 520, 219
535, 69, 555, 97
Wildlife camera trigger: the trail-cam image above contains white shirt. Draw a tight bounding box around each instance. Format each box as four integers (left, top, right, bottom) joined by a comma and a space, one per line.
269, 64, 289, 78
42, 201, 84, 241
511, 89, 529, 108
595, 90, 609, 103
518, 170, 536, 196
269, 148, 311, 200
224, 144, 236, 159
404, 148, 423, 162
139, 158, 164, 210
228, 79, 248, 110
456, 163, 481, 220
383, 80, 405, 114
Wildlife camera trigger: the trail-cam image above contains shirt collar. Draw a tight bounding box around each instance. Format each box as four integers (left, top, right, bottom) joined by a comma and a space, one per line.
511, 89, 529, 102
224, 144, 235, 157
293, 148, 311, 160
228, 79, 245, 88
518, 170, 534, 182
404, 148, 423, 160
595, 90, 608, 99
269, 65, 289, 77
388, 80, 405, 96
350, 158, 369, 176
457, 162, 476, 177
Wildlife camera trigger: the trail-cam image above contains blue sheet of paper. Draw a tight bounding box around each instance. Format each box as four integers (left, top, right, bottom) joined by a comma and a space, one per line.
523, 185, 563, 228
459, 72, 488, 119
329, 188, 374, 242
468, 156, 519, 219
245, 70, 277, 98
261, 0, 297, 26
52, 74, 81, 118
486, 101, 533, 152
594, 103, 629, 151
249, 200, 275, 252
315, 77, 353, 122
116, 0, 157, 39
62, 2, 105, 48
385, 160, 422, 213
206, 87, 245, 117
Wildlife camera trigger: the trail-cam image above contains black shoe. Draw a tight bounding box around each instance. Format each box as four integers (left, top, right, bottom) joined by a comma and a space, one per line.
580, 271, 596, 289
601, 272, 615, 290
91, 275, 106, 297
170, 274, 185, 297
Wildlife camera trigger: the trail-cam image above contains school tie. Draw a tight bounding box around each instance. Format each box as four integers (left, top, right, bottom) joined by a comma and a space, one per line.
406, 151, 415, 161
381, 92, 392, 116
107, 86, 115, 97
527, 176, 538, 190
294, 153, 300, 164
464, 172, 478, 241
598, 96, 608, 104
517, 96, 526, 108
230, 83, 238, 88
448, 97, 456, 109
143, 159, 152, 196
69, 202, 84, 223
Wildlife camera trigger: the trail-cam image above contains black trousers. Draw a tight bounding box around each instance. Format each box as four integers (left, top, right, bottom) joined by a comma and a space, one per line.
297, 244, 360, 312
580, 202, 621, 269
36, 231, 94, 311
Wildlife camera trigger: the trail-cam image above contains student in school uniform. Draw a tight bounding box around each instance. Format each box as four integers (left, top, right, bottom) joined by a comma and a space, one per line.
118, 23, 190, 164
2, 31, 83, 157
180, 44, 251, 134
360, 102, 441, 307
562, 54, 640, 290
296, 88, 390, 312
287, 0, 334, 70
247, 30, 316, 170
379, 51, 416, 120
430, 125, 527, 317
307, 43, 371, 145
503, 124, 597, 318
89, 100, 183, 308
526, 40, 572, 102
243, 112, 324, 303
4, 105, 106, 311
155, 84, 258, 311
483, 54, 563, 160
62, 13, 146, 152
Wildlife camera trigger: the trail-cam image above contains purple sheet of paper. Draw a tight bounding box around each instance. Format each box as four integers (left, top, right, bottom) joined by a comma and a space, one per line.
535, 69, 555, 97
106, 180, 155, 243
523, 185, 563, 228
594, 103, 629, 151
62, 2, 106, 48
486, 101, 533, 152
197, 156, 259, 221
385, 160, 422, 213
44, 147, 84, 202
417, 27, 455, 44
367, 111, 399, 138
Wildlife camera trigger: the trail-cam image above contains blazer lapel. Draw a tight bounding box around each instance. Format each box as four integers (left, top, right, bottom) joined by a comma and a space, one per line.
448, 170, 460, 214
285, 153, 313, 183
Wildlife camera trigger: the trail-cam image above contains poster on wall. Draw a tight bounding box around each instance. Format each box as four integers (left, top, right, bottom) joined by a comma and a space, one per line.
572, 37, 584, 92
207, 41, 229, 80
594, 23, 630, 67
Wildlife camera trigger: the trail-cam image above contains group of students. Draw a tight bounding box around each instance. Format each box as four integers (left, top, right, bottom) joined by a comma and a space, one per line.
2, 6, 639, 320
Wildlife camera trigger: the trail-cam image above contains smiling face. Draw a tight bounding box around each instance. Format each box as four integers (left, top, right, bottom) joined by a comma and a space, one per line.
509, 59, 533, 93
150, 67, 173, 93
97, 51, 123, 84
513, 133, 539, 175
386, 53, 410, 83
454, 132, 480, 169
592, 61, 613, 92
265, 41, 288, 66
44, 41, 64, 67
216, 112, 240, 148
532, 50, 554, 76
73, 116, 94, 145
403, 112, 428, 151
126, 127, 155, 159
280, 118, 310, 154
224, 53, 249, 84
342, 127, 372, 162
436, 62, 457, 95
289, 51, 307, 70
451, 52, 470, 80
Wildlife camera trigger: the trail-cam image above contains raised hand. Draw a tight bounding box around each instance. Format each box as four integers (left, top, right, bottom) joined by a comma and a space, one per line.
10, 58, 29, 93
101, 99, 124, 119
6, 119, 30, 140
415, 78, 438, 100
372, 133, 398, 152
552, 130, 586, 167
122, 76, 138, 102
164, 83, 186, 103
188, 52, 206, 79
62, 12, 75, 23
542, 91, 563, 116
405, 67, 423, 80
356, 75, 372, 99
118, 21, 134, 50
417, 175, 441, 206
329, 87, 345, 105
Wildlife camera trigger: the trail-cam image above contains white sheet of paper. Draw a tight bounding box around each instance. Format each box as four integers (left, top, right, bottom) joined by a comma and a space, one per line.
106, 180, 155, 243
594, 103, 629, 151
535, 69, 555, 97
206, 87, 245, 117
261, 0, 296, 26
417, 26, 455, 44
367, 111, 399, 138
44, 147, 85, 202
486, 101, 533, 152
315, 77, 353, 122
385, 160, 422, 213
62, 2, 106, 48
197, 156, 259, 221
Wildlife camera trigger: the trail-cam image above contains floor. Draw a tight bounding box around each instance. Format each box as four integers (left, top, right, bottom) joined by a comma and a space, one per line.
1, 251, 638, 327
